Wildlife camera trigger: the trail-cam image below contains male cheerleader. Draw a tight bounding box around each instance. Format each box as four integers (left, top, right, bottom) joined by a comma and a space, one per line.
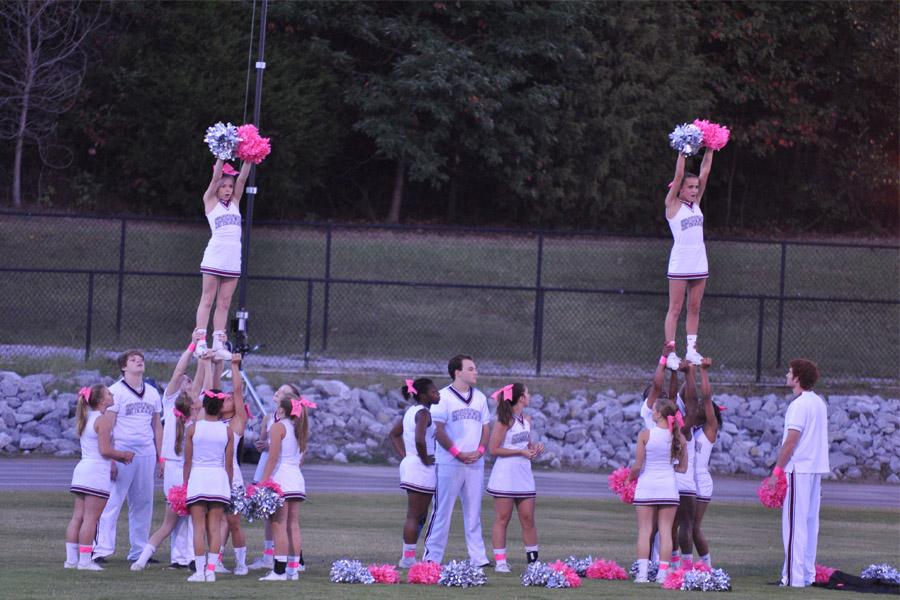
768, 358, 829, 587
423, 355, 491, 566
93, 350, 163, 562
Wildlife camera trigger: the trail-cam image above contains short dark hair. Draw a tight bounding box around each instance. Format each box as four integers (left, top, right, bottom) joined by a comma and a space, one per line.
789, 359, 819, 390
448, 354, 473, 380
117, 349, 144, 373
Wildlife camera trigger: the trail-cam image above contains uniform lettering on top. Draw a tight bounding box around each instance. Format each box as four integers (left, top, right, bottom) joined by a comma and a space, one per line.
680, 215, 703, 231
215, 213, 241, 229
451, 408, 482, 422
125, 402, 158, 417
511, 431, 530, 445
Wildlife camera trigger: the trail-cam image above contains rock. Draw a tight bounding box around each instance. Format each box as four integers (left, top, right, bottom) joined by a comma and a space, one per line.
529, 394, 544, 410
723, 422, 739, 435
550, 458, 561, 469
761, 399, 779, 415
543, 400, 560, 418
332, 451, 348, 463
845, 467, 863, 479
546, 423, 568, 440
564, 427, 587, 445
0, 432, 11, 449
829, 452, 855, 471
312, 379, 351, 399
887, 474, 900, 484
14, 413, 34, 424
18, 434, 43, 450
34, 420, 62, 440
0, 380, 19, 397
356, 389, 384, 415
19, 399, 56, 418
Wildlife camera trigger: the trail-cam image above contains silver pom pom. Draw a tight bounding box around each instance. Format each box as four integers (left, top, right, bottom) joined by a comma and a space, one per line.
227, 483, 249, 516
861, 563, 900, 584
563, 555, 593, 577
438, 560, 487, 587
630, 559, 659, 581
669, 123, 704, 156
546, 569, 571, 588
521, 561, 553, 587
204, 121, 241, 160
682, 568, 732, 592
329, 559, 375, 584
245, 486, 284, 522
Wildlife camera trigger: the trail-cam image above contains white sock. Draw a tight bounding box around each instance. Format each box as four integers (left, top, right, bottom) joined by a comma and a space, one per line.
212, 330, 227, 350
206, 552, 218, 575
682, 553, 693, 567
671, 550, 680, 568
667, 350, 679, 361
686, 334, 698, 353
194, 329, 208, 350
286, 554, 299, 575
194, 555, 207, 574
234, 546, 247, 568
78, 546, 93, 567
493, 547, 507, 564
66, 542, 78, 564
637, 558, 649, 579
401, 543, 416, 560
658, 561, 670, 580
136, 543, 155, 567
700, 553, 711, 567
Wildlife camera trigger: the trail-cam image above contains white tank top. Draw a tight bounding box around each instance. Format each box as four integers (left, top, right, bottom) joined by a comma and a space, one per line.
191, 420, 228, 468
205, 200, 242, 242
161, 391, 183, 461
693, 425, 715, 474
278, 418, 302, 467
402, 405, 435, 457
667, 201, 705, 247
222, 417, 242, 471
498, 415, 531, 452
641, 425, 675, 474
80, 411, 105, 461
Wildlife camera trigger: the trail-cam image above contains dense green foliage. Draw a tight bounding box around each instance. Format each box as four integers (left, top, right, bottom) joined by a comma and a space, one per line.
2, 0, 897, 233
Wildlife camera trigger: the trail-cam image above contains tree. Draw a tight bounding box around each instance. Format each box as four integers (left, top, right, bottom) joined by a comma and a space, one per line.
0, 0, 104, 207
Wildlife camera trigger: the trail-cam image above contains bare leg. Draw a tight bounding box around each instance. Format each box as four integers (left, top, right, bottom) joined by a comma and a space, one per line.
286, 501, 301, 556
685, 279, 707, 336
491, 497, 515, 550
206, 505, 224, 558
212, 277, 239, 332
80, 496, 108, 546
693, 501, 710, 557
190, 504, 208, 558
196, 274, 219, 332
665, 280, 688, 342
677, 495, 696, 555
148, 507, 182, 548
404, 491, 433, 544
515, 498, 537, 547
636, 506, 656, 559
271, 504, 288, 556
657, 506, 678, 563
227, 512, 246, 548
66, 495, 85, 543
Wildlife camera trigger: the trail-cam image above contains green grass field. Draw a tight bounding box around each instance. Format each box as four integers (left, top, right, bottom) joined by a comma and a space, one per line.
0, 491, 897, 599
1, 215, 898, 381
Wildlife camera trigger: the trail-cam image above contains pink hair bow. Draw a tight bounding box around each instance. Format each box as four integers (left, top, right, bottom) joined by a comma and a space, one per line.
204, 390, 227, 400
215, 162, 239, 176
405, 379, 417, 396
290, 396, 317, 417
491, 384, 514, 402
717, 405, 726, 412
299, 396, 317, 409
667, 411, 685, 431
78, 386, 91, 404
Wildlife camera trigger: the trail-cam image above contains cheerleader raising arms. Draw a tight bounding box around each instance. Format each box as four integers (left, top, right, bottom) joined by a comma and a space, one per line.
692, 358, 719, 567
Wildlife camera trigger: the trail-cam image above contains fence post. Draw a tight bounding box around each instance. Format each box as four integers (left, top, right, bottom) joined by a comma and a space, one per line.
321, 226, 332, 351
532, 233, 544, 357
115, 218, 127, 339
304, 280, 314, 369
85, 272, 95, 362
755, 296, 765, 382
775, 241, 786, 367
534, 289, 545, 377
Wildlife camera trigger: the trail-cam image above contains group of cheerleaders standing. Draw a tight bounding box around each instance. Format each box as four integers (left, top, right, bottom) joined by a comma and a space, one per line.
65, 139, 725, 584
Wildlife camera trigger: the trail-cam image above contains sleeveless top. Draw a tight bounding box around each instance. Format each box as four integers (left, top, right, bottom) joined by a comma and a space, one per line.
498, 415, 531, 453
641, 425, 676, 475
191, 420, 228, 468
278, 418, 302, 467
694, 425, 715, 474
80, 411, 105, 461
666, 201, 705, 247
205, 200, 242, 242
402, 405, 435, 458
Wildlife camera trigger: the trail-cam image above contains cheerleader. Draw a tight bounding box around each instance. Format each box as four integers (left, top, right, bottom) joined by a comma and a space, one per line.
692, 358, 718, 568
258, 395, 314, 581
66, 385, 134, 570
663, 148, 714, 369
629, 397, 687, 584
486, 383, 544, 573
387, 378, 440, 568
672, 363, 700, 569
131, 340, 206, 571
192, 158, 251, 359
183, 387, 235, 582
248, 384, 300, 571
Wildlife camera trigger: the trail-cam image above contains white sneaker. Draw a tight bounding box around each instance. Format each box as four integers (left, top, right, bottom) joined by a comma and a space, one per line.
398, 556, 416, 568
64, 561, 77, 569
234, 564, 248, 576
212, 332, 232, 361
259, 571, 287, 581
296, 563, 306, 573
248, 555, 273, 570
77, 562, 104, 571
193, 335, 208, 358
214, 346, 233, 361
206, 570, 216, 582
288, 572, 299, 580
634, 576, 649, 583
656, 570, 669, 584
685, 348, 704, 365
494, 562, 511, 573
187, 571, 206, 582
130, 561, 145, 571
666, 352, 682, 371
215, 562, 231, 574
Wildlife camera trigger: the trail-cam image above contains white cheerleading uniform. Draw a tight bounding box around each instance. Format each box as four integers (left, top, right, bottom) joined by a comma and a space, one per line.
486, 415, 536, 499
186, 420, 231, 506
222, 417, 244, 488
423, 385, 490, 565
780, 390, 829, 588
675, 429, 697, 496
160, 390, 193, 565
200, 200, 242, 278
70, 411, 112, 499
94, 379, 161, 560
271, 419, 306, 501
633, 426, 680, 506
399, 405, 436, 494
693, 426, 715, 503
252, 415, 276, 484
666, 200, 708, 280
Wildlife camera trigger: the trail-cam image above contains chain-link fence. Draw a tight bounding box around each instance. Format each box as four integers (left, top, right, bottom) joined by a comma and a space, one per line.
1, 211, 897, 384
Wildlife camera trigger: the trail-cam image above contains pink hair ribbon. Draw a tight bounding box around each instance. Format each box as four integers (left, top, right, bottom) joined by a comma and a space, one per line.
78, 386, 91, 404
299, 396, 317, 409
405, 379, 418, 396
675, 411, 685, 428
203, 390, 227, 400
491, 384, 514, 402
290, 398, 303, 417
215, 162, 239, 176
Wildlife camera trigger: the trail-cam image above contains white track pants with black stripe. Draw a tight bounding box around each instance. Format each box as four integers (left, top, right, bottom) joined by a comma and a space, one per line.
781, 472, 822, 587
94, 455, 155, 560
423, 461, 489, 565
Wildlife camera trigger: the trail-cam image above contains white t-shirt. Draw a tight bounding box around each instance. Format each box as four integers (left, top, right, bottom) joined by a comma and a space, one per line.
783, 390, 830, 474
160, 389, 183, 462
430, 385, 490, 465
108, 378, 162, 457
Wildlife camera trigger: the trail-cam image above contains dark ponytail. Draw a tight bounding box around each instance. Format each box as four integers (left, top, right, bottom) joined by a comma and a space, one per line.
173, 391, 193, 456
495, 383, 526, 427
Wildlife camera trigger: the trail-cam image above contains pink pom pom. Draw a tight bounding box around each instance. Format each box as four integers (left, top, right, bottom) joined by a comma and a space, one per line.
585, 558, 628, 580
407, 561, 441, 585
693, 119, 730, 151
816, 564, 836, 584
608, 467, 637, 504
259, 479, 284, 497
549, 560, 582, 588
235, 124, 272, 165
368, 563, 400, 584
757, 472, 787, 508
691, 561, 711, 573
662, 567, 686, 590
166, 484, 189, 517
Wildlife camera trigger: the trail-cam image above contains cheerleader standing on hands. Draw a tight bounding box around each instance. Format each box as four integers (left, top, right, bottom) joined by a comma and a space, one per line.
66, 385, 135, 570
258, 395, 314, 581
193, 158, 251, 359
388, 378, 440, 568
663, 148, 714, 369
629, 395, 688, 584
486, 383, 544, 573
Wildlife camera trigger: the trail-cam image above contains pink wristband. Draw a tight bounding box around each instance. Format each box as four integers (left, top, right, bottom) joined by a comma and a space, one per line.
659, 355, 668, 366
449, 446, 461, 458
187, 342, 196, 352
157, 457, 165, 464
773, 466, 784, 477
477, 445, 486, 455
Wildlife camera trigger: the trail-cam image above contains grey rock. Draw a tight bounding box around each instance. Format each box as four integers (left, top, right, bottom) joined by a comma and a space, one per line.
14, 413, 34, 424
34, 420, 62, 440
829, 452, 855, 471
543, 400, 560, 418
546, 423, 568, 440
761, 399, 779, 415
5, 396, 22, 409
887, 474, 900, 484
845, 467, 863, 479
356, 389, 384, 415
723, 422, 739, 435
0, 432, 11, 449
0, 380, 19, 396
529, 394, 544, 410
332, 451, 348, 463
312, 379, 351, 399
18, 434, 43, 450
550, 458, 561, 469
564, 427, 587, 445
